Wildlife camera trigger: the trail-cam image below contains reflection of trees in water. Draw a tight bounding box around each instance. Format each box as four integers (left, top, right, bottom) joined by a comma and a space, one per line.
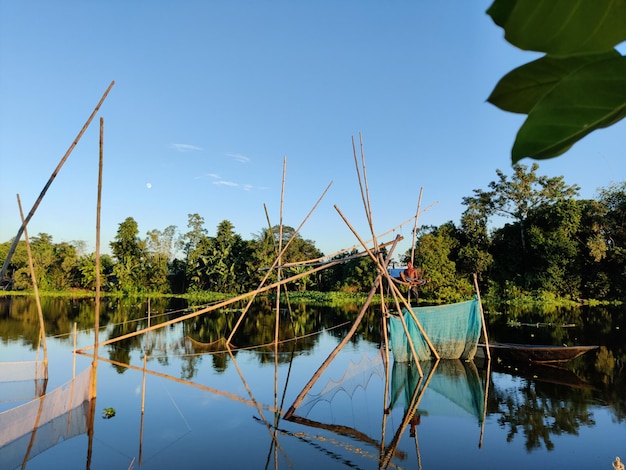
487, 303, 626, 427
491, 378, 595, 451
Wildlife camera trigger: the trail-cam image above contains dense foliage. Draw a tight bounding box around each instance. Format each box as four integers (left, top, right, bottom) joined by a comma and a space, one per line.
1, 166, 624, 303
486, 0, 626, 162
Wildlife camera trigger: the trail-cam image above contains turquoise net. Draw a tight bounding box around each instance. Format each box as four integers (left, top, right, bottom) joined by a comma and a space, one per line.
388, 298, 482, 362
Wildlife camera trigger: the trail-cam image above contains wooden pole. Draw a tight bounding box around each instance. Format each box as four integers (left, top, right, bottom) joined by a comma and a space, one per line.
479, 357, 491, 448
283, 238, 401, 419
407, 187, 423, 304
90, 117, 104, 400
226, 180, 333, 344
79, 252, 341, 352
410, 187, 423, 265
334, 205, 439, 361
16, 194, 48, 378
473, 273, 491, 361
0, 81, 115, 281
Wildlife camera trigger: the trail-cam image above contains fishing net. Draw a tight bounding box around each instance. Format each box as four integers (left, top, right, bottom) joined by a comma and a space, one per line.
388, 360, 484, 421
0, 361, 47, 383
296, 350, 385, 419
388, 299, 482, 362
0, 366, 93, 469
0, 361, 48, 403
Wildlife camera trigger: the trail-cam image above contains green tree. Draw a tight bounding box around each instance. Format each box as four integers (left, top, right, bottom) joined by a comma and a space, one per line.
458, 195, 493, 282
77, 253, 114, 290
250, 225, 323, 291
110, 217, 145, 292
524, 199, 583, 297
596, 182, 626, 298
413, 223, 473, 303
463, 164, 580, 289
144, 225, 177, 293
177, 213, 208, 291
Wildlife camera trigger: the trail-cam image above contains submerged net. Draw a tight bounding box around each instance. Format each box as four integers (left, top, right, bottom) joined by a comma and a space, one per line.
0, 361, 48, 403
0, 366, 93, 469
0, 361, 47, 383
388, 299, 482, 362
296, 350, 385, 419
388, 360, 484, 421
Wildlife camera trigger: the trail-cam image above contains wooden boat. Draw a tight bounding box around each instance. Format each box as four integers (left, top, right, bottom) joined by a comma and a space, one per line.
479, 342, 598, 364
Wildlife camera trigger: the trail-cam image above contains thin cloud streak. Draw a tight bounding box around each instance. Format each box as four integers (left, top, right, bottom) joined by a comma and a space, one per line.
213, 180, 238, 187
226, 153, 250, 163
172, 143, 204, 152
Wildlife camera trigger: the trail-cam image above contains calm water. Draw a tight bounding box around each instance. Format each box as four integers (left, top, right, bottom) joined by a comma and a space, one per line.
0, 296, 624, 469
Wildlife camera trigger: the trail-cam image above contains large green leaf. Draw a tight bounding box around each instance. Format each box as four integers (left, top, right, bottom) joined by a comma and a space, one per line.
512, 56, 626, 162
488, 50, 620, 114
488, 0, 626, 56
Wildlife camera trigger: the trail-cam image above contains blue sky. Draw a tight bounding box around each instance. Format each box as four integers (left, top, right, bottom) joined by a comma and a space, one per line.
1, 1, 624, 259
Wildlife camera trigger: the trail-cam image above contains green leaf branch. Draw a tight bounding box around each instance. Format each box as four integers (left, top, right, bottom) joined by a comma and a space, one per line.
487, 0, 626, 162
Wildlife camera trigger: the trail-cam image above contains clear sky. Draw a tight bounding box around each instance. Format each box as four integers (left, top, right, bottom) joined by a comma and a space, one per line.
1, 1, 624, 259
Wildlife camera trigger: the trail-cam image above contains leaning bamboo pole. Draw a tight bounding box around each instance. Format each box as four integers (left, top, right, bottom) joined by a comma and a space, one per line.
0, 81, 115, 281
226, 180, 333, 344
16, 194, 48, 378
473, 273, 491, 360
283, 237, 401, 419
410, 187, 423, 266
334, 205, 439, 362
78, 253, 340, 352
407, 188, 423, 304
268, 206, 436, 271
90, 117, 104, 400
380, 360, 439, 469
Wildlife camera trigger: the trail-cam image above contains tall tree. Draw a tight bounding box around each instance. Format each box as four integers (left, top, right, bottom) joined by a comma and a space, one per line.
178, 213, 208, 291
145, 225, 177, 293
413, 223, 473, 303
596, 182, 626, 298
463, 164, 580, 283
110, 217, 145, 292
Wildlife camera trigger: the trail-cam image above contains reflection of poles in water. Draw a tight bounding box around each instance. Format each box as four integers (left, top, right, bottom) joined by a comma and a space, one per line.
139, 354, 148, 466
479, 357, 491, 449
380, 360, 439, 470
17, 193, 49, 468
284, 240, 400, 419
226, 179, 333, 345
380, 283, 392, 463
86, 395, 96, 470
226, 346, 292, 467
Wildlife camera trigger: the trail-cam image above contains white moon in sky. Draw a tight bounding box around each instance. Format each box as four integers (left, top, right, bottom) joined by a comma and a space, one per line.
146, 183, 152, 189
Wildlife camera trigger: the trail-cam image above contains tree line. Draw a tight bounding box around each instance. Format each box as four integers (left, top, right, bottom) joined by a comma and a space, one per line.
1, 164, 624, 303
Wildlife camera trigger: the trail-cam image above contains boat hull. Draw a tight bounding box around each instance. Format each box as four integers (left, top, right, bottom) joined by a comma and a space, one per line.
479, 342, 598, 364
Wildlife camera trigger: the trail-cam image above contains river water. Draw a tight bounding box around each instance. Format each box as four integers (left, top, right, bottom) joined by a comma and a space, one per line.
0, 296, 624, 469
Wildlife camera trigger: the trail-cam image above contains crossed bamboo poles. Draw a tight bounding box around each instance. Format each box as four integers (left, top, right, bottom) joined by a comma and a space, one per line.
6, 80, 449, 468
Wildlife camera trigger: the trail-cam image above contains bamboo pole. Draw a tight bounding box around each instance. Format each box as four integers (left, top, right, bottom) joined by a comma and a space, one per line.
0, 81, 115, 281
407, 187, 423, 304
473, 273, 491, 361
79, 254, 338, 352
380, 360, 439, 469
139, 354, 147, 465
334, 204, 439, 362
410, 187, 423, 265
479, 357, 491, 449
226, 180, 333, 344
283, 237, 401, 419
90, 117, 104, 400
16, 194, 48, 379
